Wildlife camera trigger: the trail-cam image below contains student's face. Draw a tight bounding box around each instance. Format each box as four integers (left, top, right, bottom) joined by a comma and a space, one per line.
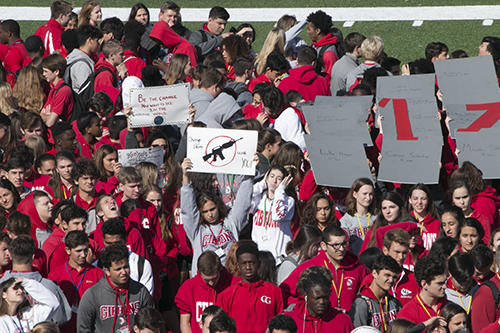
320, 235, 347, 262
105, 258, 130, 287
353, 185, 374, 210
65, 217, 87, 232
422, 274, 447, 298
221, 45, 231, 64
474, 265, 492, 282
305, 284, 331, 317
22, 121, 43, 138
381, 200, 400, 223
306, 236, 322, 260
266, 169, 284, 193
3, 281, 26, 304
0, 241, 10, 267
77, 175, 97, 194
35, 196, 54, 223
242, 31, 254, 45
60, 11, 72, 27
0, 26, 9, 45
119, 182, 142, 200
207, 17, 227, 35
373, 268, 399, 292
146, 191, 162, 213
491, 232, 500, 251
460, 226, 479, 252
87, 116, 103, 138
436, 51, 449, 61
184, 61, 193, 78
42, 68, 58, 83
409, 189, 429, 216
59, 129, 77, 151
383, 242, 408, 266
135, 8, 149, 25
452, 187, 471, 212
451, 276, 472, 295
479, 42, 490, 56
103, 152, 118, 174
66, 244, 89, 266
0, 188, 14, 211
237, 253, 260, 282
200, 270, 221, 288
315, 198, 331, 224
90, 5, 102, 24
57, 158, 74, 181
150, 138, 167, 156
160, 9, 178, 26
110, 47, 125, 67
199, 315, 214, 333
201, 200, 219, 224
7, 168, 25, 189
306, 22, 321, 42
441, 212, 460, 238
66, 19, 77, 30
104, 234, 126, 247
265, 69, 284, 84
98, 196, 119, 221
252, 93, 262, 107
448, 313, 468, 333
267, 138, 281, 157
89, 37, 100, 54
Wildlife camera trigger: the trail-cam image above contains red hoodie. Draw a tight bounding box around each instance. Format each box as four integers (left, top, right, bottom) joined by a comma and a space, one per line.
312, 33, 339, 81
3, 38, 28, 74
94, 58, 120, 90
411, 212, 441, 251
175, 267, 238, 333
284, 298, 353, 333
149, 20, 198, 68
44, 78, 74, 122
18, 192, 51, 248
471, 273, 500, 333
472, 186, 500, 230
41, 227, 65, 261
216, 279, 283, 333
35, 19, 63, 57
397, 294, 450, 324
248, 73, 272, 92
24, 173, 51, 194
95, 135, 122, 151
403, 244, 427, 272
278, 65, 330, 101
280, 250, 369, 312
470, 209, 491, 244
95, 175, 119, 194
123, 50, 146, 79
361, 267, 419, 307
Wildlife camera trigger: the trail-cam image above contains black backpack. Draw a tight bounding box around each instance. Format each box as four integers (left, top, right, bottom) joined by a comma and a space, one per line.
482, 280, 500, 309
65, 60, 118, 122
315, 43, 337, 75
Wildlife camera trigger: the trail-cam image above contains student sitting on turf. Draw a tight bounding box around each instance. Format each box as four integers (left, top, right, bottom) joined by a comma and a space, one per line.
248, 51, 290, 92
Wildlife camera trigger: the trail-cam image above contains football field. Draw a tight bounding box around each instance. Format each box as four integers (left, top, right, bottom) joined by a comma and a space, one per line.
4, 0, 500, 63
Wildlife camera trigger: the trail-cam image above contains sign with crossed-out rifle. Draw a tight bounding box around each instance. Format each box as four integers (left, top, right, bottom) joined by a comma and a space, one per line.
187, 127, 258, 176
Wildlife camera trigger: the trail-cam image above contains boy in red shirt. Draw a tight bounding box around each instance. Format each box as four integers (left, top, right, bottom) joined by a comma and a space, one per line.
248, 51, 289, 92
48, 230, 104, 333
35, 0, 74, 56
217, 243, 283, 333
123, 32, 146, 79
41, 54, 74, 126
0, 20, 28, 75
176, 251, 238, 333
93, 39, 127, 90
396, 256, 449, 325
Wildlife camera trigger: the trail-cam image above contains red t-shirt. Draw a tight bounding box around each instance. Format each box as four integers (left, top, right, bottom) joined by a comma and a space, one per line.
44, 79, 74, 122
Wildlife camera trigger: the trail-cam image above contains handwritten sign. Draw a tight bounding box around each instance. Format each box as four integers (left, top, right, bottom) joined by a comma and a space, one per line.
376, 75, 442, 184
305, 134, 372, 188
129, 83, 191, 128
187, 127, 258, 176
118, 146, 164, 170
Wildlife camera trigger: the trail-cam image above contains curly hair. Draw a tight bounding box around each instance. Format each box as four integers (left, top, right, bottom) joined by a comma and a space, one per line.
220, 35, 250, 65
307, 10, 332, 36
414, 256, 446, 288
297, 266, 332, 296
450, 161, 485, 198
300, 192, 338, 229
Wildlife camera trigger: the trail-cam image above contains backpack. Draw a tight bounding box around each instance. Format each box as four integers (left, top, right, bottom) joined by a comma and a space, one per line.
482, 280, 500, 309
66, 60, 118, 122
315, 43, 336, 75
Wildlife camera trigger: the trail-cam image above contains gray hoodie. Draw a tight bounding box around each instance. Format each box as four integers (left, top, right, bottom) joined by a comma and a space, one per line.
0, 270, 72, 325
64, 49, 95, 93
189, 26, 223, 57
225, 81, 252, 107
197, 93, 240, 129
181, 175, 253, 277
191, 88, 214, 120
77, 276, 153, 333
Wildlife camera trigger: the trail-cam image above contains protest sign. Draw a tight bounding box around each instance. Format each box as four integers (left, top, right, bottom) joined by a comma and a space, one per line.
305, 134, 372, 188
187, 128, 258, 176
129, 83, 191, 128
118, 146, 164, 170
376, 74, 442, 184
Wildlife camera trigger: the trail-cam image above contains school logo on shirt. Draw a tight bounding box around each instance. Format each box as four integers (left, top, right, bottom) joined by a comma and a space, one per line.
196, 301, 213, 321
260, 295, 272, 304
345, 277, 354, 287
400, 288, 412, 297
100, 301, 140, 319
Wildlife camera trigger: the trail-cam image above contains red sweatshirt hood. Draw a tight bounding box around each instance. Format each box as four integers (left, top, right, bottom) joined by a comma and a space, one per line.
150, 20, 182, 49
375, 222, 420, 249
359, 284, 381, 300
126, 208, 144, 230
94, 58, 118, 75
288, 65, 319, 84
18, 192, 50, 237
285, 298, 341, 331
474, 186, 500, 204
312, 33, 338, 48
194, 266, 236, 294
339, 250, 361, 269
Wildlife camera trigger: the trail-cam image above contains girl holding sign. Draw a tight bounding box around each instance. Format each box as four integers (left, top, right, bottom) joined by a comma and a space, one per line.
340, 178, 377, 256
180, 158, 254, 277
251, 165, 296, 260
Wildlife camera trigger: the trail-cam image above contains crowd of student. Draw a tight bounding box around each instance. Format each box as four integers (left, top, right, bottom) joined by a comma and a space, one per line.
1, 0, 500, 333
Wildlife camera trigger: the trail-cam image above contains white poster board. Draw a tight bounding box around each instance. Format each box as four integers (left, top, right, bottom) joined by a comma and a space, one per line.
187, 127, 258, 176
129, 83, 191, 128
118, 146, 164, 170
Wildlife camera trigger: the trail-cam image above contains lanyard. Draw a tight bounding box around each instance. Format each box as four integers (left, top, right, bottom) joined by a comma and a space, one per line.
65, 263, 86, 302
378, 297, 388, 332
226, 175, 234, 201
11, 314, 25, 333
208, 224, 224, 246
324, 260, 343, 307
416, 295, 440, 318
263, 194, 274, 230
451, 283, 472, 314
356, 213, 370, 238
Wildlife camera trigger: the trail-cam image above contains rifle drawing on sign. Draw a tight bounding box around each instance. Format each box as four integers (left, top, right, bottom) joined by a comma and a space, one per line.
203, 138, 243, 163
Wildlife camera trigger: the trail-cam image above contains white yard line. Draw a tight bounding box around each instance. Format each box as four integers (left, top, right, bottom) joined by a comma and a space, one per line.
2, 5, 500, 22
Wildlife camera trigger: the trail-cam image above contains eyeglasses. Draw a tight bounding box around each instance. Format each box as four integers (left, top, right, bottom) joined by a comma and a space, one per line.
324, 241, 348, 251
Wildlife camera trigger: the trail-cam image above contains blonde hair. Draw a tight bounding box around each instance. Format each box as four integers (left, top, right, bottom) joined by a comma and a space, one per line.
277, 15, 297, 32
25, 135, 47, 161
0, 82, 16, 115
255, 28, 286, 75
78, 1, 100, 26
360, 35, 385, 62
135, 161, 158, 187
28, 321, 60, 333
13, 66, 44, 114
164, 54, 189, 85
